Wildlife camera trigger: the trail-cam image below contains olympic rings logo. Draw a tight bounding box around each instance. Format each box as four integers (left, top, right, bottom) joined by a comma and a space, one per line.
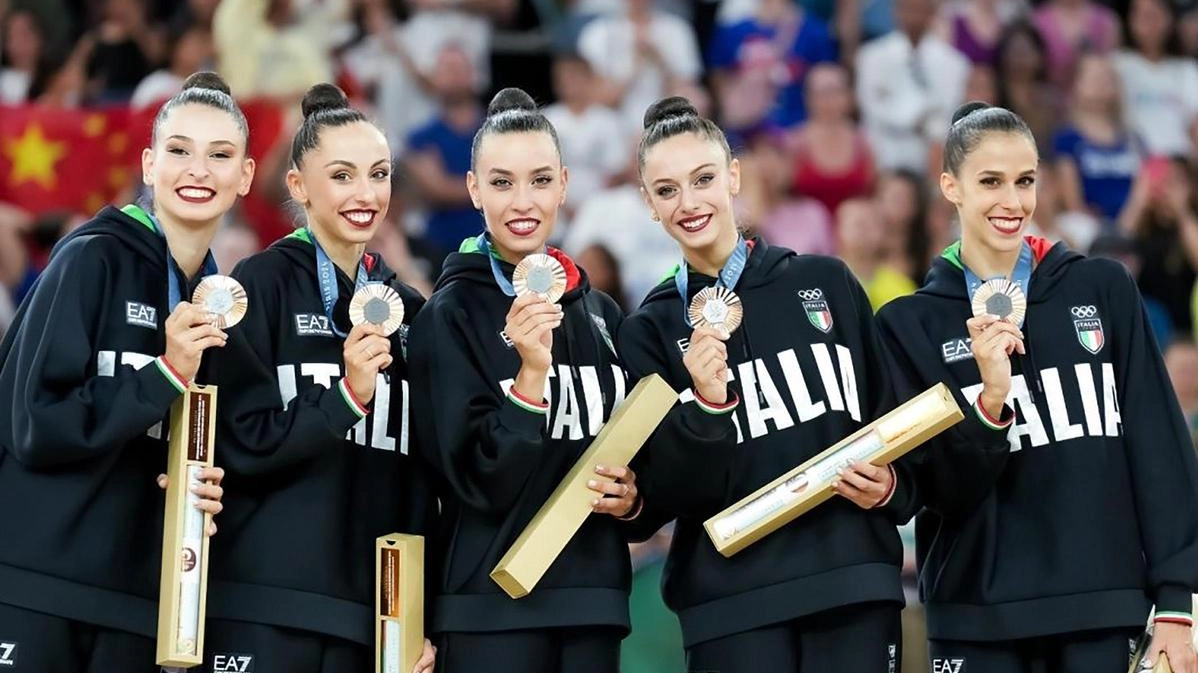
797, 289, 824, 301
1071, 305, 1097, 318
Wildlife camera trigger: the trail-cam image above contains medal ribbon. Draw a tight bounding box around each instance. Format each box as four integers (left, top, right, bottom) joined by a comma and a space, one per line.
121, 204, 217, 310
675, 236, 750, 326
476, 232, 550, 297
311, 228, 369, 338
962, 239, 1033, 327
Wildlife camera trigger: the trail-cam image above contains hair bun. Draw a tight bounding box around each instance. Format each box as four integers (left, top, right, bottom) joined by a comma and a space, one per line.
301, 83, 351, 119
952, 101, 990, 127
643, 96, 698, 130
181, 71, 231, 97
487, 87, 537, 117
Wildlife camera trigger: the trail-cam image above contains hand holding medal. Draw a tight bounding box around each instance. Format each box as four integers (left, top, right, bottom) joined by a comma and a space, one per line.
683, 287, 744, 406
162, 276, 247, 382
342, 285, 400, 408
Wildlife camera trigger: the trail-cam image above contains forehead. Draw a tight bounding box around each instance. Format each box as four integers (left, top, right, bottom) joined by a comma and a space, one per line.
643, 132, 726, 178
476, 131, 560, 170
961, 132, 1038, 173
159, 103, 245, 144
311, 121, 389, 158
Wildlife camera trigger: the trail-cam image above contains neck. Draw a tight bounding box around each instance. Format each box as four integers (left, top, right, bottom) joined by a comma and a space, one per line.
156, 212, 220, 278
1141, 46, 1164, 61
960, 236, 1021, 279
312, 226, 366, 280
445, 100, 479, 131
490, 237, 540, 267
683, 227, 740, 277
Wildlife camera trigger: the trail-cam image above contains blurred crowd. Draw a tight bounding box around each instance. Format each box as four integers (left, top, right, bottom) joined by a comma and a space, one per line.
2, 0, 1198, 668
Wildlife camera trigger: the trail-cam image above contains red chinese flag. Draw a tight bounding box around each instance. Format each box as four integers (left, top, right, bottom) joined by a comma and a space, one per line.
0, 105, 142, 216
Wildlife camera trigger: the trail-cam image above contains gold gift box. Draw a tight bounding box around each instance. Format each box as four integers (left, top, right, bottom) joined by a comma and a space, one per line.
157, 383, 217, 667
376, 534, 424, 673
490, 374, 679, 599
704, 383, 964, 557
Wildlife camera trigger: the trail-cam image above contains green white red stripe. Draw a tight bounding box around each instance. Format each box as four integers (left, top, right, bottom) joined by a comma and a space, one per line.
1154, 611, 1194, 626
696, 391, 739, 415
155, 356, 188, 394
508, 387, 549, 414
338, 379, 369, 418
974, 398, 1013, 431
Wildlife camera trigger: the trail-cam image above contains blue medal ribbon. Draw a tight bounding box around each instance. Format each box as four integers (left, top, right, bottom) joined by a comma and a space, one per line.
311, 228, 369, 339
674, 236, 750, 326
962, 239, 1033, 327
122, 204, 217, 310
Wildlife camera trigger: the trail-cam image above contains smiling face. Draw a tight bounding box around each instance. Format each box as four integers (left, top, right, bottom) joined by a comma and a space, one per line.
141, 103, 254, 229
940, 131, 1039, 256
467, 130, 566, 262
640, 132, 740, 254
286, 121, 392, 247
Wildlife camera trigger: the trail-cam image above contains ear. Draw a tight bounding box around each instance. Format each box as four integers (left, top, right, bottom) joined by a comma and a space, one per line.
285, 168, 307, 206
939, 171, 960, 207
238, 157, 257, 197
466, 171, 481, 210
639, 185, 658, 221
728, 157, 742, 197
558, 165, 569, 207
141, 147, 154, 186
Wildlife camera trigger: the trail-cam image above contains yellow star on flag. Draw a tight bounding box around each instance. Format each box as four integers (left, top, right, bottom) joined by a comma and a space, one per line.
4, 124, 67, 190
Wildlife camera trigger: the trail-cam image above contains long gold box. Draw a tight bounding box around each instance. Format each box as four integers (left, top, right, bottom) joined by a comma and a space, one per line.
704, 383, 963, 557
157, 383, 217, 667
490, 374, 678, 598
376, 533, 424, 673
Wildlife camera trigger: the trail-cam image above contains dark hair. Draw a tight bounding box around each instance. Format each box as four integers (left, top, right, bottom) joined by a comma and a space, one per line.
995, 20, 1048, 93
637, 96, 732, 176
943, 101, 1036, 175
1125, 0, 1183, 57
290, 83, 375, 168
1, 8, 62, 102
470, 87, 561, 171
151, 71, 246, 146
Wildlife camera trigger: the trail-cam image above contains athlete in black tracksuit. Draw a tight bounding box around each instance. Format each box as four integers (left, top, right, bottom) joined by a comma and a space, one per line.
204, 231, 435, 671
0, 204, 229, 670
619, 238, 909, 671
877, 102, 1198, 673
879, 236, 1198, 672
409, 239, 649, 673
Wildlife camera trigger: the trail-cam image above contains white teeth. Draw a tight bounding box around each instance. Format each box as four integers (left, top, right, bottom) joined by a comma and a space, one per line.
508, 220, 537, 233
179, 188, 213, 199
681, 215, 709, 231
344, 211, 373, 224
989, 217, 1021, 231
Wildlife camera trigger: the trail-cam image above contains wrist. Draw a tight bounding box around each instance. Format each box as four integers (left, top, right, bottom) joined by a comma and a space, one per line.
979, 388, 1008, 417
513, 367, 549, 404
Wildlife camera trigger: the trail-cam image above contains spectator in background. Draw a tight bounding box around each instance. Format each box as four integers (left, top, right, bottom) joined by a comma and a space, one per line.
789, 62, 874, 218
836, 197, 916, 311
0, 203, 28, 340
1165, 339, 1198, 444
214, 0, 350, 100
576, 243, 629, 312
164, 0, 219, 32
934, 0, 1026, 65
994, 20, 1059, 154
1113, 0, 1198, 158
1121, 156, 1198, 335
1089, 232, 1174, 346
856, 0, 968, 174
577, 0, 703, 139
342, 0, 493, 154
1052, 53, 1140, 226
543, 53, 627, 224
1181, 5, 1198, 58
1031, 0, 1119, 88
403, 44, 483, 265
0, 7, 56, 103
963, 62, 998, 103
83, 0, 161, 102
129, 25, 212, 108
210, 220, 261, 274
877, 168, 935, 283
706, 0, 837, 143
736, 130, 835, 255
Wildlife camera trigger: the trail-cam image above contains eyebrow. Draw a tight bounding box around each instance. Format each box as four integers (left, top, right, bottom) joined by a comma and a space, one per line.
977, 168, 1037, 177
653, 163, 717, 185
167, 135, 236, 146
488, 165, 554, 175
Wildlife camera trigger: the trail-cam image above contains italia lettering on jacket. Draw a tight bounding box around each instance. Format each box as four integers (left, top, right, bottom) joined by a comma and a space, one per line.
97, 349, 165, 439
499, 364, 629, 440
961, 362, 1122, 451
276, 363, 409, 453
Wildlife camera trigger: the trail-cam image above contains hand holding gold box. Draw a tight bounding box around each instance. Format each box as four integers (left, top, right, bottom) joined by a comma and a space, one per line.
157, 383, 217, 668
704, 383, 964, 557
377, 534, 424, 673
490, 374, 679, 599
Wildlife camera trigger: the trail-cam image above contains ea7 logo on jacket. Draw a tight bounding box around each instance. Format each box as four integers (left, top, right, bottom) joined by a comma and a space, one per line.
213, 653, 254, 672
932, 659, 965, 673
295, 313, 334, 337
941, 337, 973, 364
798, 289, 833, 333
1072, 305, 1105, 354
0, 642, 15, 667
126, 301, 157, 329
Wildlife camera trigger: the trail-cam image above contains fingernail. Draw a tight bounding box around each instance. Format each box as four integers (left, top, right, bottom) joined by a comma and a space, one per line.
189, 485, 199, 493
587, 480, 598, 488
835, 467, 844, 476
595, 464, 605, 471
832, 479, 840, 488
592, 499, 600, 507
